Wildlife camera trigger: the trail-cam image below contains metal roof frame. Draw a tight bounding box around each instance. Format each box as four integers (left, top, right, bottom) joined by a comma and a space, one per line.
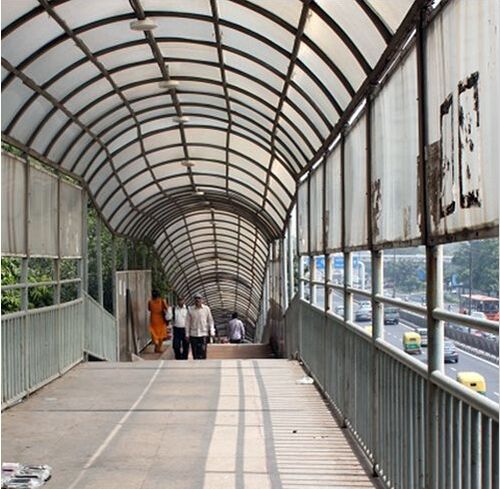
2, 0, 417, 328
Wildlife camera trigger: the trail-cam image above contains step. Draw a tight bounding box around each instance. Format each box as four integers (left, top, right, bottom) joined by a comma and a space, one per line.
207, 343, 274, 359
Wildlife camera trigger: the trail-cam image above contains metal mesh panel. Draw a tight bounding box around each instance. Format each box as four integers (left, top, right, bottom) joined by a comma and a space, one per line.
425, 0, 499, 238
344, 115, 368, 248
372, 48, 420, 246
60, 181, 83, 258
1, 152, 26, 255
297, 180, 309, 255
28, 167, 58, 256
325, 144, 342, 252
309, 165, 324, 254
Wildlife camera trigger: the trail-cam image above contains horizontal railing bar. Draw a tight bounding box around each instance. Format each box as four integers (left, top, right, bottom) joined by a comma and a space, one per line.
430, 370, 499, 422
346, 286, 371, 298
374, 294, 427, 315
433, 308, 499, 335
26, 299, 83, 315
326, 282, 344, 291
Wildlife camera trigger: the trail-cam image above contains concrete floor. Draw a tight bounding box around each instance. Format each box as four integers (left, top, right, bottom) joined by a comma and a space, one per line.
2, 359, 382, 489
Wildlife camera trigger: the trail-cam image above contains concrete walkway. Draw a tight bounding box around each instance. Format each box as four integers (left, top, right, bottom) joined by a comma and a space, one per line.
2, 360, 382, 489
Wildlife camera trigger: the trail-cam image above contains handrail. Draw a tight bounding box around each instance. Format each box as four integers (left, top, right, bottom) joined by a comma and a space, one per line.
83, 292, 116, 322
430, 370, 499, 422
373, 294, 427, 315
433, 307, 499, 334
300, 298, 499, 418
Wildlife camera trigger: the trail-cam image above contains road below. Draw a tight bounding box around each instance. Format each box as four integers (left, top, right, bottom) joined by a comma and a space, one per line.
314, 289, 500, 402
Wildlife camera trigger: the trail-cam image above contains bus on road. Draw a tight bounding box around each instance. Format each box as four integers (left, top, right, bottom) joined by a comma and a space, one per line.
462, 294, 499, 321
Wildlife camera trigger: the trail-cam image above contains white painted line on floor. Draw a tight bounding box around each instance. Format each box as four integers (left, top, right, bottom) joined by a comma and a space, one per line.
68, 360, 165, 489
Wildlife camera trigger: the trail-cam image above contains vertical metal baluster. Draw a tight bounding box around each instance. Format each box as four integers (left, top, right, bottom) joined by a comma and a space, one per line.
419, 377, 426, 489
407, 369, 414, 489
492, 421, 499, 489
445, 393, 453, 489
462, 403, 471, 489
481, 416, 491, 489
453, 398, 462, 488
438, 389, 445, 488
470, 409, 481, 489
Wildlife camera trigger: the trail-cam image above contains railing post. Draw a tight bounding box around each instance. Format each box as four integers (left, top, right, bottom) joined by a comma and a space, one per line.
426, 244, 444, 488
111, 235, 117, 316
96, 216, 103, 306
371, 249, 383, 475
81, 192, 88, 295
23, 153, 30, 394
288, 218, 295, 301
310, 255, 317, 305
342, 251, 352, 427
344, 252, 353, 322
281, 238, 288, 311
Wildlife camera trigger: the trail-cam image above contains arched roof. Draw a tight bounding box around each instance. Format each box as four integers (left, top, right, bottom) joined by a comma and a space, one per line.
1, 0, 415, 328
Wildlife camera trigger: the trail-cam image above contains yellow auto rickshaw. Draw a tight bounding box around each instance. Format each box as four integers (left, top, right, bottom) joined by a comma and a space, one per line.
456, 372, 487, 395
402, 331, 421, 354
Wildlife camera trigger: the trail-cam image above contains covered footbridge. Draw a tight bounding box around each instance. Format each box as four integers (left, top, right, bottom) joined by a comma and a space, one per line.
1, 0, 499, 488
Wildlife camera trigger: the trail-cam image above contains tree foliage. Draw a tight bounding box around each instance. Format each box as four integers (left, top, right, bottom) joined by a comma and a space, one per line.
450, 239, 499, 296
385, 259, 425, 293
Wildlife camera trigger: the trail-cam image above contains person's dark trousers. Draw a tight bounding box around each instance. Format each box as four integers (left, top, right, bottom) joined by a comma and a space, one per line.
173, 327, 189, 360
229, 339, 241, 344
190, 336, 208, 359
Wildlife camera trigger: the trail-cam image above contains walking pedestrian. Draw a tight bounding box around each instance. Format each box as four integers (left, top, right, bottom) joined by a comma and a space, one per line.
148, 290, 169, 353
227, 312, 245, 344
185, 293, 215, 359
170, 296, 189, 360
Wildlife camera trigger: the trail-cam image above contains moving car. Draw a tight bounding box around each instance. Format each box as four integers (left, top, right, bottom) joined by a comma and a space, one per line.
334, 305, 344, 317
403, 331, 421, 355
417, 328, 428, 347
384, 307, 400, 325
355, 306, 372, 322
444, 340, 458, 363
456, 372, 486, 395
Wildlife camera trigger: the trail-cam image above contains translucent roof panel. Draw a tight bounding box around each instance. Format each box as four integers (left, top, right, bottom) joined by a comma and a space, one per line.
2, 0, 410, 327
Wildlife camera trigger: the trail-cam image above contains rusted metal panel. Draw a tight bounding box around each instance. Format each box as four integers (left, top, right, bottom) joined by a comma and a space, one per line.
297, 180, 309, 255
425, 0, 499, 239
371, 47, 421, 246
344, 115, 368, 248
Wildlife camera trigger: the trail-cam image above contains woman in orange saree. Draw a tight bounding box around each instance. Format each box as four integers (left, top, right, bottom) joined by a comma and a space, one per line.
148, 290, 169, 353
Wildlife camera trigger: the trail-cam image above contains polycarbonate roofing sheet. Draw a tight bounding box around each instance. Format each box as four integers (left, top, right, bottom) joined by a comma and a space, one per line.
2, 0, 409, 326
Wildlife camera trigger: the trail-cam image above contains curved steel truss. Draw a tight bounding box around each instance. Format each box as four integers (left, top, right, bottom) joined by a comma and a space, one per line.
1, 0, 415, 328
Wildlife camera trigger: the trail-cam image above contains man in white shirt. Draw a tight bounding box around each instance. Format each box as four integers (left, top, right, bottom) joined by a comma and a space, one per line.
227, 312, 245, 344
169, 296, 189, 360
185, 293, 215, 360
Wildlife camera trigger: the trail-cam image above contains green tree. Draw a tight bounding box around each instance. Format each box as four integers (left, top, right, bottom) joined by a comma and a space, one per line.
451, 239, 499, 296
385, 259, 425, 293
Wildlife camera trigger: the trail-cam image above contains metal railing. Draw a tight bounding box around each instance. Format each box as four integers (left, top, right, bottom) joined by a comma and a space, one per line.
285, 296, 499, 489
84, 292, 118, 361
2, 294, 118, 409
2, 299, 84, 409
